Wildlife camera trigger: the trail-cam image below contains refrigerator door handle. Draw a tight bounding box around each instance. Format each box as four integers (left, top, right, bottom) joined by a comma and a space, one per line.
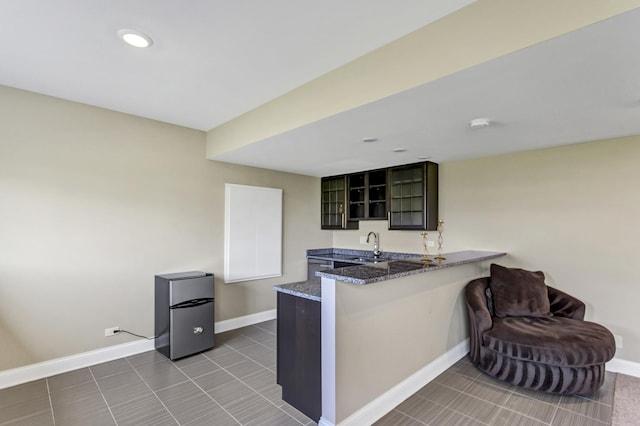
170, 298, 214, 309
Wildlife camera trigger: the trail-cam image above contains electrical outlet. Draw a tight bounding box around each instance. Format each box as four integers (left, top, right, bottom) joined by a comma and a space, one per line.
614, 335, 623, 349
360, 236, 368, 244
105, 326, 120, 337
426, 240, 435, 247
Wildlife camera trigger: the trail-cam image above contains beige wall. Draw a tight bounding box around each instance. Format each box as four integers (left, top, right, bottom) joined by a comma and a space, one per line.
334, 137, 640, 364
0, 85, 331, 371
334, 262, 488, 422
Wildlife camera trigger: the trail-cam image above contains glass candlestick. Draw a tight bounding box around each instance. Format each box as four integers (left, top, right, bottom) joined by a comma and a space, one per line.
434, 220, 446, 261
420, 231, 432, 263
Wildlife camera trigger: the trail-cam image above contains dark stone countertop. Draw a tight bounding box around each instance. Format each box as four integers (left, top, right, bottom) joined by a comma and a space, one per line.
306, 248, 421, 264
274, 250, 506, 301
273, 281, 321, 302
317, 250, 505, 285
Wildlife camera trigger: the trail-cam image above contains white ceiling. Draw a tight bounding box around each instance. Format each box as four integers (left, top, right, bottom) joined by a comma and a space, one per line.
0, 0, 472, 131
214, 8, 640, 176
2, 2, 639, 178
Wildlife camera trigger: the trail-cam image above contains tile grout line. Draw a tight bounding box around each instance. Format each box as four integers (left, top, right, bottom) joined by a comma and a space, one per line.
169, 353, 243, 426
215, 338, 276, 374
201, 344, 307, 425
45, 378, 55, 426
450, 367, 561, 424
92, 372, 155, 411
392, 394, 448, 425
435, 389, 495, 426
547, 395, 561, 426
557, 393, 612, 424
453, 363, 613, 425
150, 326, 282, 424
124, 357, 182, 426
436, 367, 514, 425
391, 365, 486, 425
393, 409, 430, 425
87, 366, 119, 426
233, 374, 305, 424
495, 405, 554, 426
469, 372, 561, 426
204, 331, 308, 425
475, 373, 515, 426
235, 331, 277, 349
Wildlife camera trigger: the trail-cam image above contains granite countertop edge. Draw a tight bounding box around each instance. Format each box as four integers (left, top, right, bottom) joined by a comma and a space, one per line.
273, 281, 321, 302
306, 248, 422, 264
274, 250, 506, 301
318, 250, 506, 285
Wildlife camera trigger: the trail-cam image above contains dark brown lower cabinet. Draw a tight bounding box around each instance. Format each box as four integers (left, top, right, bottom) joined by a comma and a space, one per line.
276, 292, 321, 422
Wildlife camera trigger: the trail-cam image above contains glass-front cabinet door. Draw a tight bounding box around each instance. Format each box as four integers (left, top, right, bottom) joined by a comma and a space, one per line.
348, 173, 366, 220
347, 169, 387, 221
321, 162, 437, 230
321, 176, 347, 229
388, 162, 438, 230
367, 169, 387, 219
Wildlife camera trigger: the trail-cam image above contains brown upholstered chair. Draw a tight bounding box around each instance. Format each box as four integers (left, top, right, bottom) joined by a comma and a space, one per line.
465, 268, 616, 395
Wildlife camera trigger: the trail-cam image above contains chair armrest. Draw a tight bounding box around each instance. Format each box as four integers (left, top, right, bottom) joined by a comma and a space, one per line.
465, 277, 493, 364
547, 286, 585, 320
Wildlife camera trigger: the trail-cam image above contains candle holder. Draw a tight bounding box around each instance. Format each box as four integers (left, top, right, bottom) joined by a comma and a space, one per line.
434, 220, 446, 261
420, 231, 432, 263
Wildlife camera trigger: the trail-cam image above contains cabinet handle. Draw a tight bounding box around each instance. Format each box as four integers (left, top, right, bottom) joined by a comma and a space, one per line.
342, 213, 346, 229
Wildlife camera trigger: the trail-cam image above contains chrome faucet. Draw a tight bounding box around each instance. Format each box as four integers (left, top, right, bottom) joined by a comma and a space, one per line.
366, 232, 382, 258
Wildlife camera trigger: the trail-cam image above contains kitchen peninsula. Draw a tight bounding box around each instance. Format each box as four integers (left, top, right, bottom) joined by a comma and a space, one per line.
274, 249, 505, 425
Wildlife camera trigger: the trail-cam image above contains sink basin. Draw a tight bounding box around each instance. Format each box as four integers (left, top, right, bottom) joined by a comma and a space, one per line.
339, 253, 422, 264
347, 256, 384, 263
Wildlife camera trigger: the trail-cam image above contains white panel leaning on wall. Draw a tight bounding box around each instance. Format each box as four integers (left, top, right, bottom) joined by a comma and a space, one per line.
224, 183, 282, 283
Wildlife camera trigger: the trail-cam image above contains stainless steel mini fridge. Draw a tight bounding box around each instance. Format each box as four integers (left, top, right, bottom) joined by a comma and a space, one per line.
155, 271, 214, 360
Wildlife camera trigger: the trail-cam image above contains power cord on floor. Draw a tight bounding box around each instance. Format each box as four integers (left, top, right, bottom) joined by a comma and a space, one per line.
115, 329, 158, 340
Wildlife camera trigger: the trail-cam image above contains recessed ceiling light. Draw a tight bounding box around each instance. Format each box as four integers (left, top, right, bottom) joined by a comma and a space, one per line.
469, 118, 491, 129
392, 148, 407, 153
361, 137, 378, 143
418, 155, 431, 160
118, 29, 153, 48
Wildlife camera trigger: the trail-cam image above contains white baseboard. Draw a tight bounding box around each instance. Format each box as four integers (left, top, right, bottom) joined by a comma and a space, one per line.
316, 343, 638, 426
336, 339, 470, 426
0, 309, 277, 390
214, 309, 277, 333
0, 339, 154, 390
607, 357, 640, 378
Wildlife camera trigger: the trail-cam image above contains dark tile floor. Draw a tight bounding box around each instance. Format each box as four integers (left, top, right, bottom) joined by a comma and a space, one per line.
0, 320, 616, 426
375, 357, 616, 426
0, 320, 314, 426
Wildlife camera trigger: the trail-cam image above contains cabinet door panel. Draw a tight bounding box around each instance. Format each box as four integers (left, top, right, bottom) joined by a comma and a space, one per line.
321, 176, 347, 229
277, 293, 321, 422
322, 162, 436, 230
347, 170, 387, 221
388, 162, 438, 230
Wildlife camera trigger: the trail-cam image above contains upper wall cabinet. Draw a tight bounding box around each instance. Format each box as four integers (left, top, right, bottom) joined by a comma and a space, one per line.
347, 169, 387, 221
321, 161, 438, 231
321, 176, 356, 229
388, 162, 438, 230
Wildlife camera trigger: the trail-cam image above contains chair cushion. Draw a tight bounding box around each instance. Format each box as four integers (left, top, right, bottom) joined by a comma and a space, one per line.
483, 316, 616, 367
489, 264, 552, 318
